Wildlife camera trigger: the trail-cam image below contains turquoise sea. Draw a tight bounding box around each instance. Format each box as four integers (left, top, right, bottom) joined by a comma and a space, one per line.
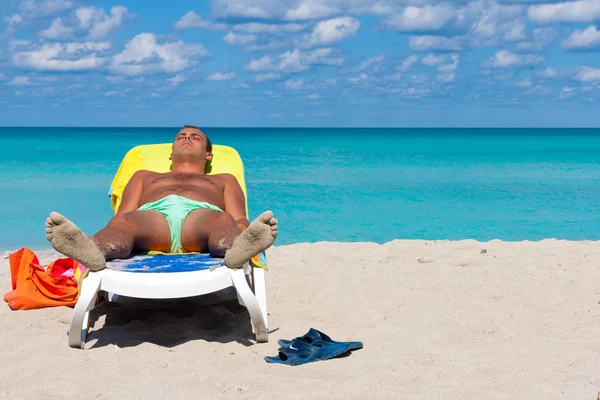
1, 127, 599, 251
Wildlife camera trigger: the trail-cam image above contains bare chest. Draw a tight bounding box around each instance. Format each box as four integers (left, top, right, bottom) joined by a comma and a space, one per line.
145, 173, 223, 192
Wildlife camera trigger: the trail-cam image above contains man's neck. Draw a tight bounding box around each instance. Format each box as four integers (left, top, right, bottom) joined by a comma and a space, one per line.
171, 162, 205, 175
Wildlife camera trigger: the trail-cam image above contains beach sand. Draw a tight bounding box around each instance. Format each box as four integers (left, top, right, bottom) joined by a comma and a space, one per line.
1, 239, 600, 399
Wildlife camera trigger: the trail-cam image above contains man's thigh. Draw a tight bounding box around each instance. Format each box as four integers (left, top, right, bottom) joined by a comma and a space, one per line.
118, 210, 171, 252
180, 209, 234, 252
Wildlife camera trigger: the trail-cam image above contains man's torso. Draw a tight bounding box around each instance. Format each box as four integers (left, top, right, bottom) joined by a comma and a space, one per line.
137, 171, 227, 209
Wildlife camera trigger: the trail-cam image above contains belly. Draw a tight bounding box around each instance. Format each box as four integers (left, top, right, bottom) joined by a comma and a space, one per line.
139, 184, 225, 209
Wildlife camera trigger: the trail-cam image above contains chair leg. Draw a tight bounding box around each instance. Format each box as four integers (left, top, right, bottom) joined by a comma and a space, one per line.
252, 267, 268, 333
231, 269, 268, 343
68, 273, 102, 349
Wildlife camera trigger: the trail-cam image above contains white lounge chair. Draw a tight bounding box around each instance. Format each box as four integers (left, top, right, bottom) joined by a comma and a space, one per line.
68, 143, 269, 349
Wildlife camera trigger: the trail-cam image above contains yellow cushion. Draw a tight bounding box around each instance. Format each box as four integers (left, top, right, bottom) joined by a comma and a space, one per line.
109, 143, 248, 214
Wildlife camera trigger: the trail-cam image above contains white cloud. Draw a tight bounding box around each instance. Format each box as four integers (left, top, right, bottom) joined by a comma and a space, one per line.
536, 67, 558, 79
105, 90, 118, 96
559, 86, 575, 99
243, 40, 288, 52
211, 0, 392, 21
503, 22, 526, 41
409, 35, 463, 51
515, 77, 533, 87
468, 1, 524, 45
307, 93, 321, 99
523, 84, 547, 96
207, 72, 235, 81
246, 48, 343, 73
411, 74, 429, 84
399, 54, 419, 71
9, 76, 32, 86
303, 16, 360, 47
346, 73, 371, 84
516, 27, 556, 51
254, 72, 282, 82
12, 42, 110, 71
528, 0, 600, 24
385, 2, 525, 49
223, 32, 257, 45
5, 14, 24, 31
574, 66, 600, 81
356, 55, 385, 71
232, 22, 305, 33
0, 74, 6, 81
174, 11, 227, 30
438, 54, 460, 73
383, 4, 457, 32
76, 6, 129, 40
212, 0, 274, 19
436, 73, 455, 82
388, 86, 431, 98
285, 78, 304, 89
562, 25, 600, 50
106, 76, 124, 83
285, 1, 339, 20
110, 33, 209, 75
64, 42, 111, 52
416, 54, 459, 80
19, 0, 74, 18
168, 74, 187, 86
422, 53, 446, 66
9, 40, 32, 51
39, 18, 74, 40
486, 50, 544, 68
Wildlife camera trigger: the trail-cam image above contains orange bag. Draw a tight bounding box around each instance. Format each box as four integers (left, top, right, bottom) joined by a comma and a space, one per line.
4, 248, 81, 310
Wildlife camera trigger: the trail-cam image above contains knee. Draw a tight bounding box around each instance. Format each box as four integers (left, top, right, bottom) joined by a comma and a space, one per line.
213, 212, 236, 226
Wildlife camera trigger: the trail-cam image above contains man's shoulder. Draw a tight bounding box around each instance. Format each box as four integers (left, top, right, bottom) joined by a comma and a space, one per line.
211, 172, 238, 183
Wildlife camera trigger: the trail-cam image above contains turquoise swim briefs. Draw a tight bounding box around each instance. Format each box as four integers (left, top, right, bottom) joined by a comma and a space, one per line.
137, 194, 223, 253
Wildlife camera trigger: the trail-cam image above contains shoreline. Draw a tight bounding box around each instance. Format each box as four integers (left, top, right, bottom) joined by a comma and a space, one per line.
3, 237, 599, 260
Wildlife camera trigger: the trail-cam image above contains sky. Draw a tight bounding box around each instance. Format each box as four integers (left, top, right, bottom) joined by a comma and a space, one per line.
1, 0, 600, 127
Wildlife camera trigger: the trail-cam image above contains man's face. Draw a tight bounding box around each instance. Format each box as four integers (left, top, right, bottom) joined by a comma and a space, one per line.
171, 127, 211, 161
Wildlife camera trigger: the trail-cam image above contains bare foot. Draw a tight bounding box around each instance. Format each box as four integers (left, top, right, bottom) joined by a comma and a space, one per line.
224, 210, 278, 268
46, 211, 106, 271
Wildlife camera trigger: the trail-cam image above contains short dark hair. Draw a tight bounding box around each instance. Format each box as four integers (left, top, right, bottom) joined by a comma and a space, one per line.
183, 124, 212, 153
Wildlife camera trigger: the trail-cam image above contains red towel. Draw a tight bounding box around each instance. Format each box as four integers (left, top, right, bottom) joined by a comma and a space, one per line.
4, 248, 80, 310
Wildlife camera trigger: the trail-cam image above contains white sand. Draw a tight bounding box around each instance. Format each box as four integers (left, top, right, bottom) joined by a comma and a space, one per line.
1, 239, 600, 399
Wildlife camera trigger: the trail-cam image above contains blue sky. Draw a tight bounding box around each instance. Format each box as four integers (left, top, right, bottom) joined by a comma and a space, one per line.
1, 0, 600, 127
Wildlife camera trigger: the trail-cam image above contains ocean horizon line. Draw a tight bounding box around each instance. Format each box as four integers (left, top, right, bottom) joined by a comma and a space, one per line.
1, 125, 600, 130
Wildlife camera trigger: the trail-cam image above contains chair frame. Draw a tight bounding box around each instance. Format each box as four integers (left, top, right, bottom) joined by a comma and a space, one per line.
68, 260, 268, 349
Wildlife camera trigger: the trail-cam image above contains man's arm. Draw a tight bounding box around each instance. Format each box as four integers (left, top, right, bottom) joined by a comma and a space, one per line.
222, 174, 249, 231
116, 170, 147, 215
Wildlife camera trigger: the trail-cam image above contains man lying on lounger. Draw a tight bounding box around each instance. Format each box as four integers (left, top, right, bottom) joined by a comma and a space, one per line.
45, 125, 278, 271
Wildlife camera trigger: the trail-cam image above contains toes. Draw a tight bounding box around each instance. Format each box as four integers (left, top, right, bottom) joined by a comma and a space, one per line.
49, 211, 66, 225
269, 218, 278, 226
258, 210, 274, 222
